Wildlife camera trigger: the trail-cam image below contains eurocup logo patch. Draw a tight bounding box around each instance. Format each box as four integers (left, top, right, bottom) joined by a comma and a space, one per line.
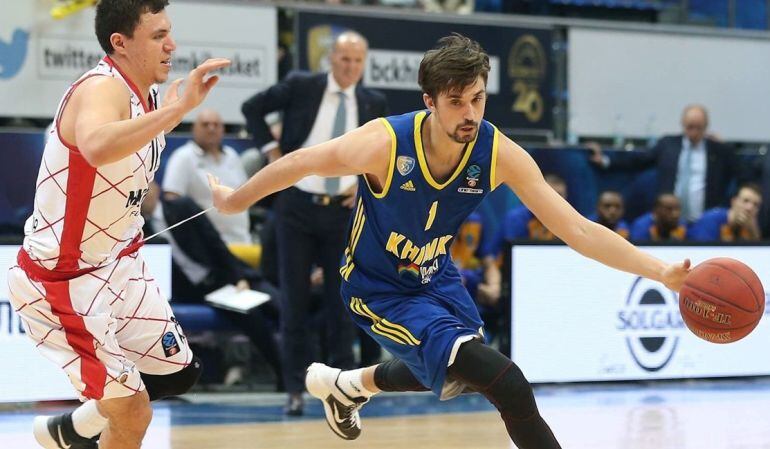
617, 277, 685, 372
397, 156, 415, 176
465, 164, 481, 187
458, 164, 483, 194
162, 331, 180, 357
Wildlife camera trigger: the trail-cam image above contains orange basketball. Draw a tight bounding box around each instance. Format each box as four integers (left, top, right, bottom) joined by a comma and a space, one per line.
679, 258, 765, 344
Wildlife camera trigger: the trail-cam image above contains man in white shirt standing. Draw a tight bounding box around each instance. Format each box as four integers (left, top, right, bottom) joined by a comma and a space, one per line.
242, 31, 388, 415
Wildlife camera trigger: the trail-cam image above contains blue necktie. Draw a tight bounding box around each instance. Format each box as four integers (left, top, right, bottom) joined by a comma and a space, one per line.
325, 92, 346, 195
677, 145, 692, 221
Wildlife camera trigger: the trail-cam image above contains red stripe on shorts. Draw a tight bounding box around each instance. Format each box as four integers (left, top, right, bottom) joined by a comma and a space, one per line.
44, 280, 106, 400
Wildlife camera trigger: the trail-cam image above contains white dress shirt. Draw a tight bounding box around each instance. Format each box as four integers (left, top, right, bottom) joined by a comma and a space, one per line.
674, 136, 707, 222
163, 141, 253, 244
294, 73, 359, 195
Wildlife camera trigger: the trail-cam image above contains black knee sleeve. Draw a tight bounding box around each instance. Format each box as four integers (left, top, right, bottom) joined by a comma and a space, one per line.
448, 341, 561, 448
447, 340, 536, 419
141, 356, 203, 401
373, 359, 429, 392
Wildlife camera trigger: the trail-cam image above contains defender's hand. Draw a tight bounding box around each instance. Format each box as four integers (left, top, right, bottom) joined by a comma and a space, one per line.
177, 58, 231, 112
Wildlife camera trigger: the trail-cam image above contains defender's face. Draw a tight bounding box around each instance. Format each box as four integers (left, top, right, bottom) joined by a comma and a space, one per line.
425, 76, 487, 144
123, 9, 176, 84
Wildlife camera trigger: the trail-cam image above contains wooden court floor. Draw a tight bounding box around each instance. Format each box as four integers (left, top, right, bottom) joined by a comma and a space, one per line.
2, 379, 770, 448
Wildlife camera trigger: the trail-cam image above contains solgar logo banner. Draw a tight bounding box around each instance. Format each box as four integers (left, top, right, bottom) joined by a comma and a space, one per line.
618, 277, 685, 372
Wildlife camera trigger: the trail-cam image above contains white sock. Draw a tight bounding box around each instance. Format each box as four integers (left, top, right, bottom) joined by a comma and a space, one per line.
71, 400, 109, 438
336, 368, 377, 399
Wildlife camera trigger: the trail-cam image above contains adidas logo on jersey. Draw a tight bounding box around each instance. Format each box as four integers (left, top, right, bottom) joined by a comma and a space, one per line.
400, 180, 416, 192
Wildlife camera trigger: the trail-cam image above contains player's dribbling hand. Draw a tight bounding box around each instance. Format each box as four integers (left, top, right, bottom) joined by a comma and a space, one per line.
207, 173, 238, 215
178, 58, 231, 112
660, 258, 691, 293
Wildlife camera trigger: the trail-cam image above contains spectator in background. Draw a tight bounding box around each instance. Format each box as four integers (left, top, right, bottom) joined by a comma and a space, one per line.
241, 31, 388, 416
451, 212, 505, 345
689, 183, 762, 242
761, 150, 770, 238
589, 190, 629, 238
630, 193, 688, 242
475, 174, 568, 314
141, 183, 284, 391
493, 173, 567, 243
163, 109, 260, 266
589, 104, 741, 223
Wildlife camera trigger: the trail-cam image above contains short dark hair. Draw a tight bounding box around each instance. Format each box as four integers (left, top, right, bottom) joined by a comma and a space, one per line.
597, 190, 623, 204
95, 0, 169, 54
735, 182, 762, 199
418, 33, 490, 98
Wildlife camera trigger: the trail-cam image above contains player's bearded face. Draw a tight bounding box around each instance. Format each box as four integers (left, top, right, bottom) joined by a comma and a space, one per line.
431, 78, 486, 144
448, 119, 479, 143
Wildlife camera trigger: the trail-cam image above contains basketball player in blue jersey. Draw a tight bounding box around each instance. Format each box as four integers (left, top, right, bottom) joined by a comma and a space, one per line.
209, 34, 691, 448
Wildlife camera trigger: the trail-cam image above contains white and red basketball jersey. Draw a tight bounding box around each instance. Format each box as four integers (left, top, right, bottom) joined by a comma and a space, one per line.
23, 56, 165, 272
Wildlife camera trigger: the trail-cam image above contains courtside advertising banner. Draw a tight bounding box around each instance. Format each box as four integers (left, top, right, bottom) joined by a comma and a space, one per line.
0, 2, 276, 123
0, 245, 172, 402
510, 245, 770, 383
296, 11, 554, 134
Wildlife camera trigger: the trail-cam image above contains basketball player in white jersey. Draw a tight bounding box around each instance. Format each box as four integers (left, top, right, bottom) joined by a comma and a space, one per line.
6, 1, 229, 448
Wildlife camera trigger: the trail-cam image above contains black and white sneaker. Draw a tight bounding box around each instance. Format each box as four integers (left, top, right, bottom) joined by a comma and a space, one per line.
33, 412, 99, 449
305, 363, 369, 440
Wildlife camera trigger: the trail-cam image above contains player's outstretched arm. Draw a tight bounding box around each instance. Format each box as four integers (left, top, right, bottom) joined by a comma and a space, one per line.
209, 119, 392, 215
494, 135, 690, 292
72, 58, 230, 167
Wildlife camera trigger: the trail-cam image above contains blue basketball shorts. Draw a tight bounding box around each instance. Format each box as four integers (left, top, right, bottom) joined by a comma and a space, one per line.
340, 280, 484, 399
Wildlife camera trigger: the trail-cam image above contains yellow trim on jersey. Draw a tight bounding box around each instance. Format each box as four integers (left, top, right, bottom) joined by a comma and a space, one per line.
340, 199, 365, 280
490, 125, 500, 191
413, 111, 478, 190
363, 118, 397, 199
349, 297, 421, 346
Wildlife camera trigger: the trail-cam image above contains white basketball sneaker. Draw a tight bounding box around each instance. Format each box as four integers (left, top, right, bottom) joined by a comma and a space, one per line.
33, 412, 99, 449
305, 363, 369, 440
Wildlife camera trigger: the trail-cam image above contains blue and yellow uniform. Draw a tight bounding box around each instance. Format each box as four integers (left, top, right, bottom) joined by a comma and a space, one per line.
339, 110, 499, 399
629, 212, 688, 241
689, 207, 756, 242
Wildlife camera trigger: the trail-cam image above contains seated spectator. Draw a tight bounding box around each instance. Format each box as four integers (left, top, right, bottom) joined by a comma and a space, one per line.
451, 211, 485, 295
630, 193, 688, 242
451, 212, 504, 345
589, 190, 630, 238
141, 182, 284, 390
588, 104, 742, 223
163, 109, 260, 266
689, 183, 763, 242
490, 173, 567, 245
474, 174, 569, 336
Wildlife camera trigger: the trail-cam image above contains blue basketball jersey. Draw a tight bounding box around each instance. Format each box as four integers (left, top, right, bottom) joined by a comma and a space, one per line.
340, 110, 500, 295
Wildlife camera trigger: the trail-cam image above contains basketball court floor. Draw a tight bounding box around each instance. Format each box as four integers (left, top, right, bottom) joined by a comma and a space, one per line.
1, 377, 769, 448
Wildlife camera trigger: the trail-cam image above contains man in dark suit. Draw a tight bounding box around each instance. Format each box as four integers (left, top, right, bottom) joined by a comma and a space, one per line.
590, 105, 740, 223
241, 31, 388, 415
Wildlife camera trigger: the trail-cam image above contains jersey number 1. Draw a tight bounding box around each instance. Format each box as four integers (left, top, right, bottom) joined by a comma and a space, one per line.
425, 201, 438, 231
